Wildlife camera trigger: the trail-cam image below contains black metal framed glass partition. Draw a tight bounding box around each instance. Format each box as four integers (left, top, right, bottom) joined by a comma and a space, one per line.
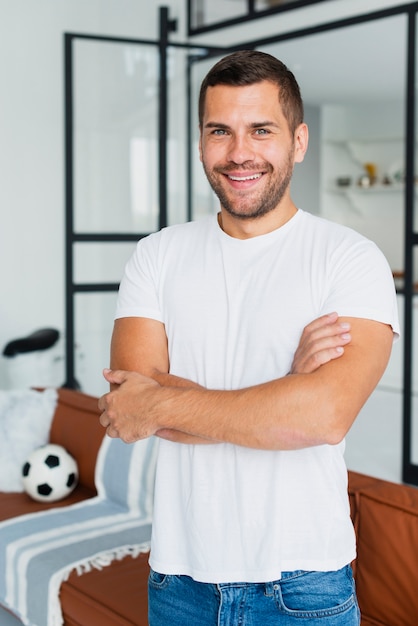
404, 8, 418, 484
187, 3, 418, 486
187, 0, 328, 35
64, 29, 162, 395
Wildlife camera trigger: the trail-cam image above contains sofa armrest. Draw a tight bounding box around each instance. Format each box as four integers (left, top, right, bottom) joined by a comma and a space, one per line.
348, 470, 418, 625
49, 388, 104, 494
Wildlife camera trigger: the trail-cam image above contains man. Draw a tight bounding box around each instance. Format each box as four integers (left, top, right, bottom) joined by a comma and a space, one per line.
99, 50, 399, 625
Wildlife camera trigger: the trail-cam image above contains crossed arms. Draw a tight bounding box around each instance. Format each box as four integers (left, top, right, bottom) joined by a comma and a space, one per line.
98, 312, 393, 450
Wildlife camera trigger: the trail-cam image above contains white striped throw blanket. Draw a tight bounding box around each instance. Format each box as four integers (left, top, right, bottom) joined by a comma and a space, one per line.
0, 434, 158, 626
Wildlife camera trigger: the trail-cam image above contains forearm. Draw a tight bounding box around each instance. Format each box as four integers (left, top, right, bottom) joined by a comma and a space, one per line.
151, 372, 217, 444
138, 368, 332, 448
152, 371, 200, 389
102, 367, 344, 449
152, 372, 340, 450
102, 317, 392, 449
151, 371, 315, 448
151, 313, 352, 447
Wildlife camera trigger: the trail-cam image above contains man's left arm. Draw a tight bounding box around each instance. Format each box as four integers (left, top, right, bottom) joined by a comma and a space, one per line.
100, 317, 393, 450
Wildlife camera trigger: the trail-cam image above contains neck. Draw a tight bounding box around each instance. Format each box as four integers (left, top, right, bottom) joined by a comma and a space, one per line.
218, 203, 298, 240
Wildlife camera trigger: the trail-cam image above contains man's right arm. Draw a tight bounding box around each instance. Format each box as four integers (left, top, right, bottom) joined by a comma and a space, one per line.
109, 316, 211, 444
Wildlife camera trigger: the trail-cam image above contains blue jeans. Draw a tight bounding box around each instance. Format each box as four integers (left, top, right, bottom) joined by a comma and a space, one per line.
148, 565, 360, 625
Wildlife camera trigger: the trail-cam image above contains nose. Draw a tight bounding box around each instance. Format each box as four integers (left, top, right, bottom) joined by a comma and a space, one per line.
227, 133, 255, 165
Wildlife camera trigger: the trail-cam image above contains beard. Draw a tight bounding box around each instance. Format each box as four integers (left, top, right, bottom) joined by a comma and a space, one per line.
202, 151, 295, 220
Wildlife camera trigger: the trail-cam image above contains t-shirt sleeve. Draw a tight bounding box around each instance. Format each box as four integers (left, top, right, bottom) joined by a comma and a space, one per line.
115, 235, 163, 323
322, 237, 400, 339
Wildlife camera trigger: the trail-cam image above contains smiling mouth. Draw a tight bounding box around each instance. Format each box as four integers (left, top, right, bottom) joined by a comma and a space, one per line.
227, 173, 263, 182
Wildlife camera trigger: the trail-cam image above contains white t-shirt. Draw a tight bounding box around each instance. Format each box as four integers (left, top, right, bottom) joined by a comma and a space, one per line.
116, 209, 399, 583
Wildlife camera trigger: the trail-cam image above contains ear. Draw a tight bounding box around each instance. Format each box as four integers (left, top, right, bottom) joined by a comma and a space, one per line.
198, 126, 203, 163
293, 123, 309, 164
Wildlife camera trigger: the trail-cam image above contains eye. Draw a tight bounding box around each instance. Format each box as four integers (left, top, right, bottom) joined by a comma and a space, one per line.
212, 128, 228, 136
254, 128, 270, 136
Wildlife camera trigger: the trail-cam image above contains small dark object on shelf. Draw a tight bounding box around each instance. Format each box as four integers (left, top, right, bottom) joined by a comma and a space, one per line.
3, 328, 60, 357
336, 176, 352, 187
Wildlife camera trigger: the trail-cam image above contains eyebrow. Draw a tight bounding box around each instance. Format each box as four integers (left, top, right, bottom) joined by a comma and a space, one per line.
204, 120, 279, 130
204, 122, 230, 130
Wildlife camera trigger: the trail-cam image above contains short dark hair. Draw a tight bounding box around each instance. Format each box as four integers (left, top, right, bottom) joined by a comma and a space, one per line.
198, 50, 304, 134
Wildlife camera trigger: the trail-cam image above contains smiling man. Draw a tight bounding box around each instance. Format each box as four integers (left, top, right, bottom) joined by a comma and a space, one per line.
200, 80, 302, 229
99, 51, 399, 625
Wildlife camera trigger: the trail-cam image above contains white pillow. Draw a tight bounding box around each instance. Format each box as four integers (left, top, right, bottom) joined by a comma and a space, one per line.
0, 388, 58, 492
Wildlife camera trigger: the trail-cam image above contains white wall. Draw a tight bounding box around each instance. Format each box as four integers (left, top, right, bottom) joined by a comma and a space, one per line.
0, 0, 414, 392
291, 104, 321, 215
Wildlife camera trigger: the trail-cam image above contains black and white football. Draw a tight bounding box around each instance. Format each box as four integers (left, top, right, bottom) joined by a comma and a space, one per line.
22, 444, 78, 502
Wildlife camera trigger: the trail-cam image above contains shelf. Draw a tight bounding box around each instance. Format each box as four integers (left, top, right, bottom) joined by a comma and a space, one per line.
323, 136, 406, 186
325, 136, 404, 145
329, 183, 405, 195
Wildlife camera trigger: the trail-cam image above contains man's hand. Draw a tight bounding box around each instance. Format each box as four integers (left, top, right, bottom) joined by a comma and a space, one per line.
290, 312, 351, 375
99, 369, 162, 442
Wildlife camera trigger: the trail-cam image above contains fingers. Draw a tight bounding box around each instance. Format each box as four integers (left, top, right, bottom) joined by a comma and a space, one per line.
102, 368, 128, 385
305, 311, 339, 329
98, 369, 159, 442
98, 368, 164, 443
105, 424, 119, 438
98, 393, 120, 439
98, 386, 113, 429
291, 313, 352, 375
98, 396, 110, 427
301, 313, 351, 346
302, 312, 348, 336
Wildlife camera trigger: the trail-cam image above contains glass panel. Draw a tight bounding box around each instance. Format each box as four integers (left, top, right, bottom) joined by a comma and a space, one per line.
260, 16, 406, 274
74, 292, 118, 397
191, 16, 407, 264
73, 40, 159, 233
412, 248, 418, 465
74, 242, 137, 284
190, 0, 326, 29
190, 0, 247, 30
167, 46, 197, 226
415, 18, 418, 241
411, 17, 418, 466
190, 53, 227, 220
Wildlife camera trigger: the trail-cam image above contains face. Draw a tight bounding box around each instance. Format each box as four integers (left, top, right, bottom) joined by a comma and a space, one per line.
199, 81, 307, 223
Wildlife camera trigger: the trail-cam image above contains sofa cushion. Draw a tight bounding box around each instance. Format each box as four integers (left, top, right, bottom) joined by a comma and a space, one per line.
0, 434, 157, 626
351, 474, 418, 625
60, 552, 150, 626
0, 485, 97, 522
50, 388, 105, 493
0, 388, 58, 492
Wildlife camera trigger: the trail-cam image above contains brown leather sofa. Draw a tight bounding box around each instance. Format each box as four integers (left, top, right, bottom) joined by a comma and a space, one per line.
348, 470, 418, 625
1, 387, 418, 625
0, 387, 149, 626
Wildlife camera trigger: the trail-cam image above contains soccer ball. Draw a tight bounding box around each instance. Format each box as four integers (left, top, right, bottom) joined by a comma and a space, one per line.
22, 444, 78, 502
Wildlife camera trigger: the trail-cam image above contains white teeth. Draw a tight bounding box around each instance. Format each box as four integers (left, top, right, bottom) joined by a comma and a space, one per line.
228, 173, 262, 181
